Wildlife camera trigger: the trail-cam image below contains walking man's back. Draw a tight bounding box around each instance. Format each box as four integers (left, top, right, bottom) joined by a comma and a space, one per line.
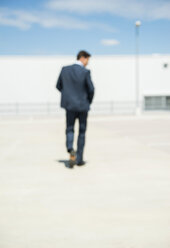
56, 50, 95, 168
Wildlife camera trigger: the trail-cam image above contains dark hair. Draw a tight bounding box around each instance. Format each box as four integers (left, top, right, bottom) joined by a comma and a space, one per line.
77, 50, 91, 60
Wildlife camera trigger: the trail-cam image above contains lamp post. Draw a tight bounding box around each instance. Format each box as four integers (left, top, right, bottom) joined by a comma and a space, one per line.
135, 20, 141, 115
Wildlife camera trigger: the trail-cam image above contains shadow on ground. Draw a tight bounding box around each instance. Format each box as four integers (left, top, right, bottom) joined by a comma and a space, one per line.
57, 160, 70, 168
57, 159, 87, 168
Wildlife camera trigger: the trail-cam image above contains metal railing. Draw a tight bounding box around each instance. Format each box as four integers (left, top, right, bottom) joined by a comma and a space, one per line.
0, 99, 170, 116
0, 101, 137, 116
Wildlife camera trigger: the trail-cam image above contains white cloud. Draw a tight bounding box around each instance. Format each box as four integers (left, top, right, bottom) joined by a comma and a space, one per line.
2, 0, 169, 32
0, 8, 90, 30
46, 0, 170, 20
0, 8, 31, 29
101, 39, 120, 46
0, 7, 115, 31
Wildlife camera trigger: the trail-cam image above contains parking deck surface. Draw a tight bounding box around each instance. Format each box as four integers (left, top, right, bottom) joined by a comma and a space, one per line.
0, 114, 170, 248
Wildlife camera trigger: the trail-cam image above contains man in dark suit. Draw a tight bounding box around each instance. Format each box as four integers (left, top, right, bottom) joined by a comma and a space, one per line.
56, 50, 95, 168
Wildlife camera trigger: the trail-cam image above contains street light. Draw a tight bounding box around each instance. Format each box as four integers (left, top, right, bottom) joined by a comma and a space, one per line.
135, 20, 141, 115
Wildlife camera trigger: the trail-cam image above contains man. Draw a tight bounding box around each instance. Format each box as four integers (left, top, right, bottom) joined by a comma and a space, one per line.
56, 50, 95, 168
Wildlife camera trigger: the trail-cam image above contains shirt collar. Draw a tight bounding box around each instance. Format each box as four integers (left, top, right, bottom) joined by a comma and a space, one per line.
74, 60, 84, 67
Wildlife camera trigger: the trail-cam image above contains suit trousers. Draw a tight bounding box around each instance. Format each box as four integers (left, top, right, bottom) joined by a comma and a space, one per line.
66, 110, 88, 162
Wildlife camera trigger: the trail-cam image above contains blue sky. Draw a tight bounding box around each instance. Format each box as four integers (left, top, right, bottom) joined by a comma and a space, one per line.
0, 0, 170, 55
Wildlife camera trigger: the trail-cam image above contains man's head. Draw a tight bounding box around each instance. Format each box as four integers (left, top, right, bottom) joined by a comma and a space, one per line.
77, 50, 91, 67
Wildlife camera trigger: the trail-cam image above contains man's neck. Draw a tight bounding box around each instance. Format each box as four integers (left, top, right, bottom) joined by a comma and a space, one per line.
75, 60, 84, 67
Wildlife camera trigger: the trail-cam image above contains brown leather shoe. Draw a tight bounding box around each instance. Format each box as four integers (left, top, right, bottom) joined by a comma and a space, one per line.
68, 150, 76, 168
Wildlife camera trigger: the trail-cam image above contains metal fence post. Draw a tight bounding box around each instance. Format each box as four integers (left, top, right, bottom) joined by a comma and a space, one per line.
16, 102, 19, 115
110, 101, 114, 114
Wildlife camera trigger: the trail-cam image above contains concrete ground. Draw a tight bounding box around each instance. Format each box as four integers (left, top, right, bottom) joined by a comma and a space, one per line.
0, 113, 170, 248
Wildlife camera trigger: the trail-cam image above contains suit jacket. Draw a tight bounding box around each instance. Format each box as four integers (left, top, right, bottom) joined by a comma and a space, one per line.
56, 64, 95, 112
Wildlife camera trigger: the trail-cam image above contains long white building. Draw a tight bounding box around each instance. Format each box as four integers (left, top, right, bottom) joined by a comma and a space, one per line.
0, 55, 170, 115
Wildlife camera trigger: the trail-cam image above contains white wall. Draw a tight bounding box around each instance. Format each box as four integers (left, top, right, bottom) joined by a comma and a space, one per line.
0, 55, 170, 104
140, 55, 170, 97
